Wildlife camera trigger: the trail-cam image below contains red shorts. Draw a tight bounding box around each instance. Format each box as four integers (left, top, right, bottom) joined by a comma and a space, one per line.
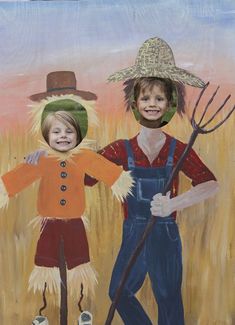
35, 218, 90, 270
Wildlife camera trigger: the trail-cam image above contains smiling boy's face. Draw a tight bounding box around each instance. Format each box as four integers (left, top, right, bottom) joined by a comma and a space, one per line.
135, 84, 169, 123
48, 117, 77, 152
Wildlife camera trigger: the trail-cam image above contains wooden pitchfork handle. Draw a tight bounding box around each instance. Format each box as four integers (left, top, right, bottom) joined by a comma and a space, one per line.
104, 83, 235, 325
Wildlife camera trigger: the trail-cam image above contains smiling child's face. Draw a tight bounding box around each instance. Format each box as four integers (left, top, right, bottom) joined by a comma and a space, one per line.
136, 84, 169, 122
48, 117, 77, 152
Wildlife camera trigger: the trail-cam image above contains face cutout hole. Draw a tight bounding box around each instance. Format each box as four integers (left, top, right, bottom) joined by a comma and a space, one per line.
126, 78, 178, 128
41, 99, 88, 152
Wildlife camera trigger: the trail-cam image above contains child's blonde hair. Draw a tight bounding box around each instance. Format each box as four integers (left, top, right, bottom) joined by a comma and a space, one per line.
41, 110, 82, 146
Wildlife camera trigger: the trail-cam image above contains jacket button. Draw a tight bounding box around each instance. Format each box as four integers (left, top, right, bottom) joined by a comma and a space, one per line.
60, 185, 67, 191
60, 199, 66, 206
60, 161, 66, 167
61, 172, 67, 178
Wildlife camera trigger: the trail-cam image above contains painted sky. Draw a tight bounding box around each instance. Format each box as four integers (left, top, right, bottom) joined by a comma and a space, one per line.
0, 0, 234, 129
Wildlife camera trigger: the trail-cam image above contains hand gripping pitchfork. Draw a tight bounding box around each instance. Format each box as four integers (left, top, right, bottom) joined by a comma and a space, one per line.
104, 83, 235, 325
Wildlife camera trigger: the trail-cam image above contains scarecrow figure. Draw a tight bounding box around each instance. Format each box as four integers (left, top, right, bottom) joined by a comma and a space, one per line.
0, 71, 133, 325
25, 39, 234, 325
86, 37, 219, 325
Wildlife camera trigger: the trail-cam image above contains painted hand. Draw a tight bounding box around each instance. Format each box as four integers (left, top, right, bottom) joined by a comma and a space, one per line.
150, 191, 172, 217
25, 149, 47, 165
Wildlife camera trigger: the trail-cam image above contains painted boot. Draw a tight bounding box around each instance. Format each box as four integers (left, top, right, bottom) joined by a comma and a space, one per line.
32, 315, 49, 325
78, 311, 93, 325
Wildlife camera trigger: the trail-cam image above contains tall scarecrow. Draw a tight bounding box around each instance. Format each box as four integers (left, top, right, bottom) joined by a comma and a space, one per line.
85, 37, 233, 325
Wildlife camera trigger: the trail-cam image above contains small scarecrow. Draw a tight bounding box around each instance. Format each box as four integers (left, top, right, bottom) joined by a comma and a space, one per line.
0, 71, 133, 325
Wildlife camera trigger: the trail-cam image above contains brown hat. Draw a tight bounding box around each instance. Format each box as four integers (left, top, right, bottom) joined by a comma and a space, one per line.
30, 71, 97, 102
108, 37, 205, 88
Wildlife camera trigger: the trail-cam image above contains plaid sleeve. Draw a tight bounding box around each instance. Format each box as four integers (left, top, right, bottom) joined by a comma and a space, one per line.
176, 141, 217, 186
98, 140, 127, 165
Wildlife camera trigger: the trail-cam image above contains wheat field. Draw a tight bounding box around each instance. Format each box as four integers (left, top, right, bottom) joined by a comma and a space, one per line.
0, 110, 234, 325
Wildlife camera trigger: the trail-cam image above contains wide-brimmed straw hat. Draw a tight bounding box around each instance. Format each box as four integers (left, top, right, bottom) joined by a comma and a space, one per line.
108, 37, 205, 88
30, 71, 97, 102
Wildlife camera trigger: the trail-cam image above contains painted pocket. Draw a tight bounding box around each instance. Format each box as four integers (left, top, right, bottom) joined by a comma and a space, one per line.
165, 223, 179, 242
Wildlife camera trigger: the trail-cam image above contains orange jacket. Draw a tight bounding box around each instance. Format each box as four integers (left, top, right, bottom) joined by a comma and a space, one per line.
2, 149, 122, 219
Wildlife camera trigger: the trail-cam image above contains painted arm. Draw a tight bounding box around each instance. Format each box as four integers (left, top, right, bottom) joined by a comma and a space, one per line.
151, 142, 219, 217
24, 145, 132, 200
85, 140, 125, 187
150, 180, 219, 217
0, 163, 41, 209
84, 150, 134, 202
25, 147, 119, 188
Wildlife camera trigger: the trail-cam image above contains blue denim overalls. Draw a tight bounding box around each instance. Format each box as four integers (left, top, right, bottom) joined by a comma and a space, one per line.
109, 138, 184, 325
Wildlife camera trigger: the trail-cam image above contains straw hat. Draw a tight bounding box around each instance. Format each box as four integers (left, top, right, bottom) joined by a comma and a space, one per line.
30, 71, 97, 101
108, 37, 205, 88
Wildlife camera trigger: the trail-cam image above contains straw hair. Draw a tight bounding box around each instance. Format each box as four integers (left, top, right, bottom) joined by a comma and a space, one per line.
0, 178, 9, 209
29, 94, 98, 136
28, 263, 98, 299
111, 170, 134, 202
108, 37, 205, 88
37, 138, 96, 162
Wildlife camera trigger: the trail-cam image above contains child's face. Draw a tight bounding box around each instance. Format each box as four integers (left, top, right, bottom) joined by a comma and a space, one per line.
48, 117, 77, 152
136, 84, 169, 122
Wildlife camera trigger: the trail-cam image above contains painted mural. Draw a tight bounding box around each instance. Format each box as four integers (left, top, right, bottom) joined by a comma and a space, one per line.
0, 1, 234, 324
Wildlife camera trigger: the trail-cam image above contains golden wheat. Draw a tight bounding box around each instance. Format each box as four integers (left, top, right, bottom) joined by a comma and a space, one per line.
0, 111, 234, 324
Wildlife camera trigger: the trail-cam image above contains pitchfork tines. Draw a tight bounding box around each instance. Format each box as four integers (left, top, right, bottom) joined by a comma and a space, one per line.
191, 82, 235, 134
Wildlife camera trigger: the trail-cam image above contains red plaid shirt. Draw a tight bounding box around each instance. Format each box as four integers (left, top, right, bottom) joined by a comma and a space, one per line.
85, 133, 216, 218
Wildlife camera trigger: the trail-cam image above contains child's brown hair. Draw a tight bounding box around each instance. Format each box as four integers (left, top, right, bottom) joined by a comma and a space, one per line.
123, 77, 186, 116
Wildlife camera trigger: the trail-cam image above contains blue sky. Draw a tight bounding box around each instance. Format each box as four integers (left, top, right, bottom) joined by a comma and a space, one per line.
0, 0, 234, 76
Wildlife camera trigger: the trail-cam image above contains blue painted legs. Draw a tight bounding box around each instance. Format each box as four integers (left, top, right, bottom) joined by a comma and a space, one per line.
109, 218, 184, 325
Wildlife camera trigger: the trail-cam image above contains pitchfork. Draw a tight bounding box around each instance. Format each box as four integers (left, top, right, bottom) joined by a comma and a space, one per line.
104, 82, 235, 325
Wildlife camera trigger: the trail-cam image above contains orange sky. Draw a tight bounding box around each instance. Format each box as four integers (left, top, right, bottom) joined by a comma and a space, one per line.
0, 8, 234, 133
0, 69, 234, 133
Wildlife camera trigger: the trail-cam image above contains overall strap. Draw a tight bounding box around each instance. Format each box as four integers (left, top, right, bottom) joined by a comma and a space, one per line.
124, 140, 135, 169
165, 138, 177, 177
